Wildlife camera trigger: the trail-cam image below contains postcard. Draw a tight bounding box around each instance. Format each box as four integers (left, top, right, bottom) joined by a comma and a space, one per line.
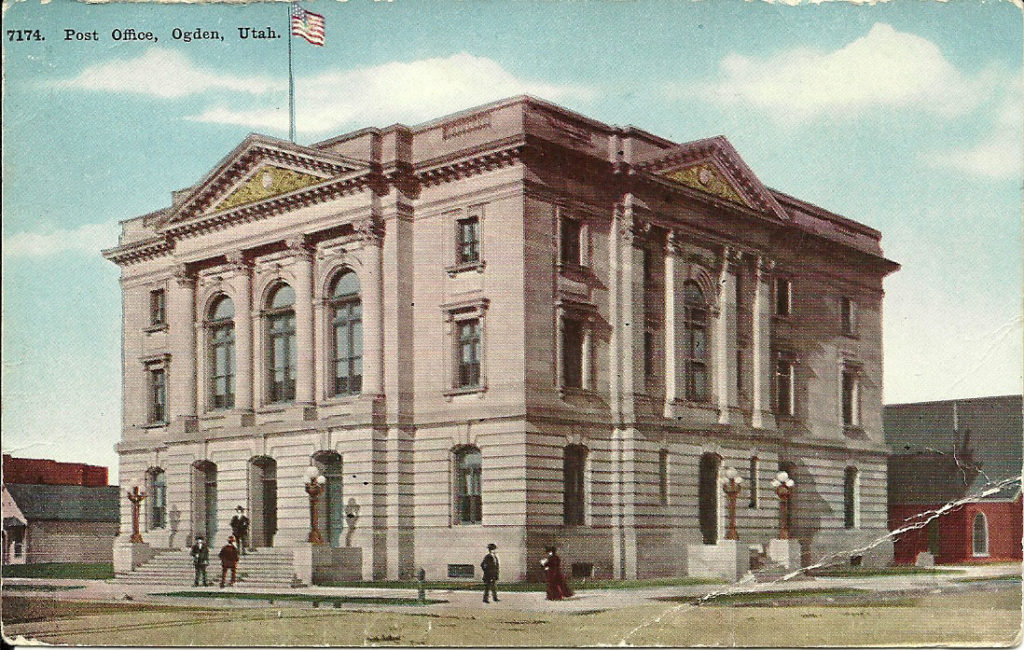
2, 0, 1021, 646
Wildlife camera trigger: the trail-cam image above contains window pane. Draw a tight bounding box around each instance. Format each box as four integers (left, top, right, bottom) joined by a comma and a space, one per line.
269, 284, 295, 309
562, 319, 584, 389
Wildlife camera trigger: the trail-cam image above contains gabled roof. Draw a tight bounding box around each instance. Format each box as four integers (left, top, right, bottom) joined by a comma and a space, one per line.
4, 483, 120, 522
2, 484, 27, 527
634, 136, 790, 223
155, 134, 370, 230
885, 395, 1023, 502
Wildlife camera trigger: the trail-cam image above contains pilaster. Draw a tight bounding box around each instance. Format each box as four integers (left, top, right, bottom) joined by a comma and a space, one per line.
169, 265, 197, 431
716, 247, 741, 424
663, 232, 686, 414
287, 236, 316, 407
752, 256, 777, 430
227, 252, 254, 414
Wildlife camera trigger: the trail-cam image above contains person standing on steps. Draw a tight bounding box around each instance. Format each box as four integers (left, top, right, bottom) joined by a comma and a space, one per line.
190, 535, 209, 587
219, 535, 239, 588
481, 543, 500, 603
230, 506, 250, 556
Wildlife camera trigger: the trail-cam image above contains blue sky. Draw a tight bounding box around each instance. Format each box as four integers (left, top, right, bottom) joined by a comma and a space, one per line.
3, 0, 1021, 480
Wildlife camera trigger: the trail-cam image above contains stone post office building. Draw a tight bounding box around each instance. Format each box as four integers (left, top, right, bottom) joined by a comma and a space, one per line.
104, 97, 899, 582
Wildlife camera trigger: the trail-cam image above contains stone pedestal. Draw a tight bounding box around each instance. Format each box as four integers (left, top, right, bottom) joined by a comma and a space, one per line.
292, 544, 363, 586
914, 551, 935, 568
686, 540, 750, 582
766, 538, 802, 570
114, 540, 155, 573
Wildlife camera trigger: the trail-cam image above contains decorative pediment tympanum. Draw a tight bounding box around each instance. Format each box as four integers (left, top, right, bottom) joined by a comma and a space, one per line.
214, 165, 326, 212
158, 134, 370, 230
638, 136, 789, 222
662, 162, 748, 207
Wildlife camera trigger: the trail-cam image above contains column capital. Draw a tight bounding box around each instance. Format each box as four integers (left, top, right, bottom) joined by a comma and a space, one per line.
354, 216, 385, 248
285, 235, 314, 261
173, 264, 196, 288
756, 255, 776, 278
225, 250, 252, 273
665, 231, 685, 256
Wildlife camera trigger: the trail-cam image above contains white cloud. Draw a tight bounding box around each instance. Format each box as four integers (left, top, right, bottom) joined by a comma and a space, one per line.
3, 221, 120, 258
189, 53, 596, 134
685, 23, 997, 121
923, 74, 1022, 180
55, 48, 282, 98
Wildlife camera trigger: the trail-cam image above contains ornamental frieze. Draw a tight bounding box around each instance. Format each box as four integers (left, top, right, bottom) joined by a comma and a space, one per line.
662, 163, 749, 207
214, 165, 328, 213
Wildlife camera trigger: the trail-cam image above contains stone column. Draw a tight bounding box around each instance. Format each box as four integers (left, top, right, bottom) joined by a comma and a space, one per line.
170, 265, 197, 429
228, 252, 253, 413
716, 248, 741, 425
356, 216, 385, 398
751, 256, 776, 430
663, 232, 685, 414
287, 236, 315, 406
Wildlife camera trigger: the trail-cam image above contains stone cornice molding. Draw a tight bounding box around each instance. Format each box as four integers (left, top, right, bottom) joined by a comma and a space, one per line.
102, 236, 173, 267
416, 141, 525, 187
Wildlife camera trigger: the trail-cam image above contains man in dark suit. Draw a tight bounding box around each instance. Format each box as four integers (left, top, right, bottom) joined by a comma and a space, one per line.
190, 535, 209, 587
230, 506, 250, 555
480, 543, 500, 603
219, 535, 240, 588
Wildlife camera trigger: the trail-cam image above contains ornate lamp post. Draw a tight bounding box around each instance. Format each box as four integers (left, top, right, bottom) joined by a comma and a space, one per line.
304, 466, 327, 545
127, 482, 147, 543
771, 471, 796, 540
721, 466, 743, 541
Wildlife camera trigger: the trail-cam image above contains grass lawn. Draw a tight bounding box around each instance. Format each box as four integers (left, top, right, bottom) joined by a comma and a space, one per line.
319, 577, 725, 591
1, 562, 114, 580
154, 591, 446, 606
806, 566, 960, 578
2, 584, 85, 592
658, 587, 869, 606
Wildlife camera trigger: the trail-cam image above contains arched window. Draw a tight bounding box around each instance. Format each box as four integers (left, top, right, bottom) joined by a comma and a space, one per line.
208, 295, 235, 410
454, 447, 482, 524
844, 466, 859, 529
683, 281, 709, 402
328, 271, 362, 396
563, 444, 588, 526
266, 284, 296, 403
973, 512, 989, 556
148, 468, 167, 530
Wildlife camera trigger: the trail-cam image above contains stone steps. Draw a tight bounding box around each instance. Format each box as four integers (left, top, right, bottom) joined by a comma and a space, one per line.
114, 548, 303, 588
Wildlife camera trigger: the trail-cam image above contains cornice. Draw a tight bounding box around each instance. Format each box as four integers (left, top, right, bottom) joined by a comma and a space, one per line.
415, 137, 526, 187
102, 236, 173, 266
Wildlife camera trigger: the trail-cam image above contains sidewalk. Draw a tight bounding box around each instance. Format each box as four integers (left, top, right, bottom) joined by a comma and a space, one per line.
3, 562, 1019, 614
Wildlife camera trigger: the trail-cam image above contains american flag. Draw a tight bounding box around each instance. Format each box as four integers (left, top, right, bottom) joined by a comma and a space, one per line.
291, 4, 325, 46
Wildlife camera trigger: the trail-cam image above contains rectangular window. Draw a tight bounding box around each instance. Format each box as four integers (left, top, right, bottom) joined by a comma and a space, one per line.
658, 449, 669, 506
562, 317, 585, 389
841, 297, 857, 335
644, 331, 656, 379
563, 445, 587, 526
456, 216, 480, 265
736, 349, 744, 396
748, 457, 759, 508
560, 216, 582, 266
457, 319, 481, 388
148, 367, 167, 424
842, 369, 860, 427
149, 289, 166, 327
844, 467, 859, 529
447, 564, 475, 579
775, 277, 792, 316
775, 359, 794, 417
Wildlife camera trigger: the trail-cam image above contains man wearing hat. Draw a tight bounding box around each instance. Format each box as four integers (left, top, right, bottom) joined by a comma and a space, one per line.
230, 505, 250, 555
219, 535, 240, 588
189, 535, 209, 587
480, 543, 500, 603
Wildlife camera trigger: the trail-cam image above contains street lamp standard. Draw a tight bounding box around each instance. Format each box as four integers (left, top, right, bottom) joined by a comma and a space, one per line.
127, 482, 147, 544
721, 466, 743, 540
771, 471, 796, 540
304, 466, 328, 545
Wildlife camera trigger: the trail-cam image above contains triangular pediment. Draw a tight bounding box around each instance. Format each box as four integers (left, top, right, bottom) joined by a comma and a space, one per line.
638, 136, 789, 222
159, 134, 370, 228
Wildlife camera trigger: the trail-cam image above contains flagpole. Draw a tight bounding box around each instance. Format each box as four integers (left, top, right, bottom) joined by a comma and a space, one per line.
287, 2, 296, 143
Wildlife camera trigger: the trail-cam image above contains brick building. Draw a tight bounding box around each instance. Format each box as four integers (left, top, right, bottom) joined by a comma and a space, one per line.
886, 395, 1023, 564
104, 97, 898, 581
2, 455, 119, 564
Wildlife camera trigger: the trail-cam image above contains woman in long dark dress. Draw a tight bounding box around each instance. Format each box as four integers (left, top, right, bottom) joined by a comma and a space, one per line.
540, 546, 573, 600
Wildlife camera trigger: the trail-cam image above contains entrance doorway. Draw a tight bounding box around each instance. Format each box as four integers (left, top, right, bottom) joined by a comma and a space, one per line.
313, 451, 344, 547
248, 456, 278, 547
191, 460, 218, 542
698, 453, 721, 545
